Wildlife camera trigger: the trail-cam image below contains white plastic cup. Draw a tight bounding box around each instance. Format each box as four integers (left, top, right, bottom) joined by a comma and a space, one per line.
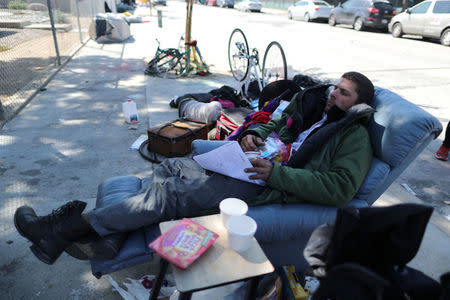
219, 198, 248, 227
122, 99, 139, 124
226, 215, 257, 253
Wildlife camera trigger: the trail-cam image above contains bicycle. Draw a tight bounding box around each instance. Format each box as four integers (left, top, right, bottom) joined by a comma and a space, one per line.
179, 36, 210, 76
145, 37, 209, 79
228, 28, 287, 99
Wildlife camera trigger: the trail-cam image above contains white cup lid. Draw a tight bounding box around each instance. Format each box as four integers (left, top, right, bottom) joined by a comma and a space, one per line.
220, 198, 248, 216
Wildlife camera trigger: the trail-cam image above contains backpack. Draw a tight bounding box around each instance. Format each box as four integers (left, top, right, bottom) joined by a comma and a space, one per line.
303, 204, 443, 299
215, 113, 241, 140
210, 85, 246, 108
258, 79, 301, 110
215, 107, 253, 140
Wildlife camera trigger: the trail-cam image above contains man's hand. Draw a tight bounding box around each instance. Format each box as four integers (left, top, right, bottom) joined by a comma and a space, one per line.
240, 134, 265, 152
245, 158, 273, 182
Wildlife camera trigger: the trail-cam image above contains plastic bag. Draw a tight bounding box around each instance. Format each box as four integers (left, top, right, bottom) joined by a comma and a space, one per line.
107, 274, 176, 300
258, 132, 290, 163
169, 281, 246, 300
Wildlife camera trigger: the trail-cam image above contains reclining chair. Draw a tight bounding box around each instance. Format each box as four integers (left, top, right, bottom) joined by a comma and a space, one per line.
88, 87, 442, 279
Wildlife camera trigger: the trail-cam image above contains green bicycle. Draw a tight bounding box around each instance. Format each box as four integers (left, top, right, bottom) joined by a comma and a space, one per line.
145, 38, 209, 79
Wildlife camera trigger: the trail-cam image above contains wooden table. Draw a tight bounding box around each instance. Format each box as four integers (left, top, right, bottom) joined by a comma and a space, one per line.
149, 214, 274, 300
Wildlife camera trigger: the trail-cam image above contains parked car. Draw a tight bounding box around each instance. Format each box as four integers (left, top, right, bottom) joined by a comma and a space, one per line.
288, 0, 332, 22
217, 0, 235, 8
235, 0, 262, 12
388, 0, 450, 46
328, 0, 396, 31
152, 0, 167, 6
206, 0, 218, 6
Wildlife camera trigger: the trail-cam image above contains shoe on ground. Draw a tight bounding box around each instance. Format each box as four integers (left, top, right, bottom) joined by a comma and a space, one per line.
435, 145, 449, 161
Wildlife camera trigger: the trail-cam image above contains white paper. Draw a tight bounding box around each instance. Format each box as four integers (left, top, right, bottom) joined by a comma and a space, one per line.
193, 142, 266, 186
129, 134, 147, 150
401, 183, 417, 196
272, 100, 290, 119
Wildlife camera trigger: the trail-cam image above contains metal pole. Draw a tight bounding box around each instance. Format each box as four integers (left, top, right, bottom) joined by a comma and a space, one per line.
157, 10, 162, 28
149, 259, 169, 300
46, 0, 61, 66
75, 0, 83, 43
149, 0, 153, 16
0, 101, 5, 121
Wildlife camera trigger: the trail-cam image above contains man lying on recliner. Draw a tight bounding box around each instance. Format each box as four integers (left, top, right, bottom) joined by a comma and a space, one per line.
14, 71, 375, 265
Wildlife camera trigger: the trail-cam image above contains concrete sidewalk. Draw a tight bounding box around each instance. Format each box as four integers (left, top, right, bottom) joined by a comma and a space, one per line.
0, 4, 448, 299
0, 8, 242, 299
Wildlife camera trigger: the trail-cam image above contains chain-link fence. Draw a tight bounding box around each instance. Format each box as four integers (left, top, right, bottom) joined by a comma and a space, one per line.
260, 0, 296, 9
0, 0, 111, 125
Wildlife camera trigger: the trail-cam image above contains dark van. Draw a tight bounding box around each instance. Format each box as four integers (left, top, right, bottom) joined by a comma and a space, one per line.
328, 0, 397, 31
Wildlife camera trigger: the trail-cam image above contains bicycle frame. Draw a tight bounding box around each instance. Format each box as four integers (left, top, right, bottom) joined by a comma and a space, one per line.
229, 29, 287, 101
239, 47, 264, 100
179, 36, 209, 74
154, 38, 163, 56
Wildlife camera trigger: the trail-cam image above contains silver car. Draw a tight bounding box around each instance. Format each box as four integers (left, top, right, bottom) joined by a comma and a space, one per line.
288, 0, 332, 22
235, 0, 262, 12
388, 0, 450, 46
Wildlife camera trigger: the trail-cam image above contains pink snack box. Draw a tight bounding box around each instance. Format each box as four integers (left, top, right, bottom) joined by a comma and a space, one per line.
149, 218, 219, 270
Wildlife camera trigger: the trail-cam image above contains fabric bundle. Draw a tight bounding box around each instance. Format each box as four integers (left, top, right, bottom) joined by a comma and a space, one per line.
179, 100, 222, 124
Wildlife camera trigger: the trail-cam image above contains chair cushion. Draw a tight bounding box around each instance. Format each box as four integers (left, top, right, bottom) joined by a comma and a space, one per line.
352, 157, 390, 206
90, 176, 153, 278
90, 229, 152, 279
369, 87, 442, 168
144, 225, 161, 248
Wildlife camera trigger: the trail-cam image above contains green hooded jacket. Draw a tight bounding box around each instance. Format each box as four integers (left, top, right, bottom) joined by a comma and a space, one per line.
244, 97, 374, 207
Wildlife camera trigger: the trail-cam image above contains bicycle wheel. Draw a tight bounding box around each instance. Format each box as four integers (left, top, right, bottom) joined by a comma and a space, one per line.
154, 48, 187, 79
262, 41, 287, 86
228, 28, 249, 81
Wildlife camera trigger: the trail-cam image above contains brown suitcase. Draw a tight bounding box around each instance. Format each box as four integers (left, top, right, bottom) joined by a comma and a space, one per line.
146, 119, 208, 158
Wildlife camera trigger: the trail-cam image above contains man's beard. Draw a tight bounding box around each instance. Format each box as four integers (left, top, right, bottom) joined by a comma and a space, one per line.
324, 98, 334, 112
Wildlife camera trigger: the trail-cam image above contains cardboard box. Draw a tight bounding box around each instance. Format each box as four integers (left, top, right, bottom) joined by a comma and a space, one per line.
280, 266, 308, 300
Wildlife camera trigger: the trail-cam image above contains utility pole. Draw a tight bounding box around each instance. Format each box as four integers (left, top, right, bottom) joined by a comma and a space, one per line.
185, 0, 194, 51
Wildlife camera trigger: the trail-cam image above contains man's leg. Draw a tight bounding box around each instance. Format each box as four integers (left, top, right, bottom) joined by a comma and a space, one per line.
88, 157, 265, 236
15, 157, 265, 263
15, 175, 152, 263
14, 200, 94, 264
66, 176, 146, 260
191, 139, 230, 155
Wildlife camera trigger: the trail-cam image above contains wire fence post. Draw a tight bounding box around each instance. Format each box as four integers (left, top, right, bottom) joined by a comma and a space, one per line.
75, 0, 83, 43
46, 0, 61, 66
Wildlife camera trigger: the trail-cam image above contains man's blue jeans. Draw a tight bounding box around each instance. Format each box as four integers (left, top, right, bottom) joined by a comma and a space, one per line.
87, 140, 265, 236
191, 139, 230, 155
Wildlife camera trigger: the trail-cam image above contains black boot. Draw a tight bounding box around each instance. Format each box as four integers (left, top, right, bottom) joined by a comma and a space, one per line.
65, 232, 128, 260
14, 200, 93, 265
